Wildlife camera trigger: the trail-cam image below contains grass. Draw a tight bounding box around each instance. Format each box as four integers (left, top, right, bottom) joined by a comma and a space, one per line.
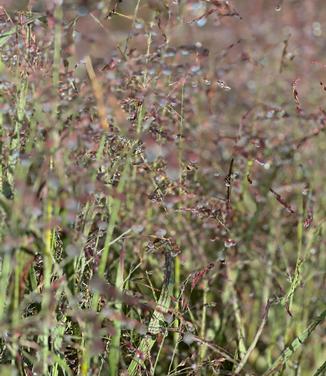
0, 1, 325, 375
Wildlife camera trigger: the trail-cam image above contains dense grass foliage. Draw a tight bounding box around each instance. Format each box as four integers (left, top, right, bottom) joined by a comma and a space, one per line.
0, 1, 325, 375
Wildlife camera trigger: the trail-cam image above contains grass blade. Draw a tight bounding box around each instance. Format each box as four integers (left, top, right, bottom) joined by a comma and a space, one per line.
108, 249, 125, 375
263, 310, 326, 376
128, 251, 174, 376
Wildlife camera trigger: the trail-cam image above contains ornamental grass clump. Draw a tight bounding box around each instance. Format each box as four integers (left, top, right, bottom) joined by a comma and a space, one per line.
0, 1, 325, 375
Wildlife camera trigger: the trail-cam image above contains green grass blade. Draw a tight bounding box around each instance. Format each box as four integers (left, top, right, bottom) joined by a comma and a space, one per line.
263, 310, 326, 376
0, 27, 16, 48
0, 254, 11, 321
128, 252, 174, 376
313, 359, 326, 376
108, 250, 125, 375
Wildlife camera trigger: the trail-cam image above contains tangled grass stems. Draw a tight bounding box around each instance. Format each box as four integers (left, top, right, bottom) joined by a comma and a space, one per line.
0, 1, 325, 375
